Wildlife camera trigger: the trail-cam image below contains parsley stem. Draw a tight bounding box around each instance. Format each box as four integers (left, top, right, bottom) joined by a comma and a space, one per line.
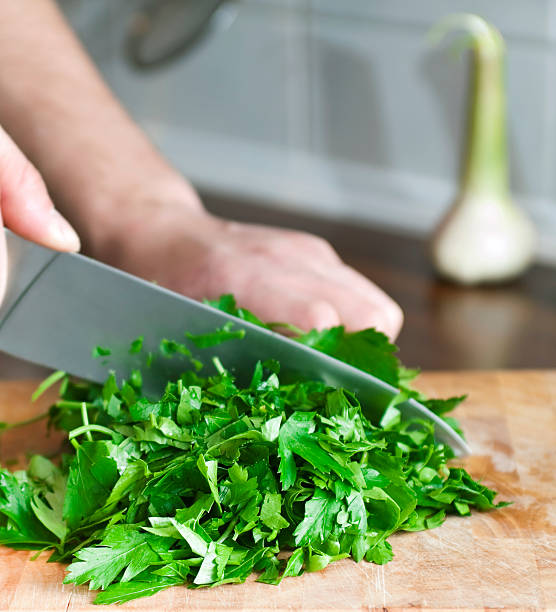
55, 400, 95, 411
212, 357, 226, 375
217, 516, 239, 543
69, 424, 119, 441
31, 370, 66, 402
0, 411, 49, 433
57, 532, 99, 562
267, 321, 305, 336
80, 402, 93, 442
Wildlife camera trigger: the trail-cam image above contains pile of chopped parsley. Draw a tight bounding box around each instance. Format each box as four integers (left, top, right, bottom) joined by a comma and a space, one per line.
0, 296, 506, 604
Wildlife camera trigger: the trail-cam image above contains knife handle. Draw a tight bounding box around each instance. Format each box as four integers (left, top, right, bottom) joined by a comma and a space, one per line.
0, 229, 58, 325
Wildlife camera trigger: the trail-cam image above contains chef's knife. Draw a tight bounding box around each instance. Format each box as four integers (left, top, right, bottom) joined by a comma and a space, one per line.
0, 229, 471, 455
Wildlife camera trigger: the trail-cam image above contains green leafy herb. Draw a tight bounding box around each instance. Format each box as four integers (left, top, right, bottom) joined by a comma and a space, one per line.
186, 322, 245, 348
31, 370, 67, 402
0, 295, 507, 603
129, 336, 144, 355
207, 294, 461, 430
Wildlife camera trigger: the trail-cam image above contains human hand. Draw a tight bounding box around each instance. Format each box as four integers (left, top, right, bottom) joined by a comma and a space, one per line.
0, 126, 80, 304
103, 204, 403, 339
0, 0, 400, 338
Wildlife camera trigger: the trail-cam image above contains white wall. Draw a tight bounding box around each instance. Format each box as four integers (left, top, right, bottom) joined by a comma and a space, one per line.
61, 0, 556, 264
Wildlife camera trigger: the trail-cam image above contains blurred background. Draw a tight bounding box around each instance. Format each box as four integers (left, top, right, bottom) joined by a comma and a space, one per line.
60, 0, 556, 260
2, 0, 555, 375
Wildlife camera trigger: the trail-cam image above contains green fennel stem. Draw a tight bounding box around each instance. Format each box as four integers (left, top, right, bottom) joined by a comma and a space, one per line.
462, 26, 509, 199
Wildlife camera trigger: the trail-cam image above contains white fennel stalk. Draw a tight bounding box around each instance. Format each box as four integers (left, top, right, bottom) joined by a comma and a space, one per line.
430, 14, 536, 285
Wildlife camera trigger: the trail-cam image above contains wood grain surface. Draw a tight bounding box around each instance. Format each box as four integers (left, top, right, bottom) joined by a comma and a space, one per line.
0, 371, 554, 611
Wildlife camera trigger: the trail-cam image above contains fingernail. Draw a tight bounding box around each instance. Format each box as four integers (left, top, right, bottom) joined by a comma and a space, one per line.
49, 210, 81, 252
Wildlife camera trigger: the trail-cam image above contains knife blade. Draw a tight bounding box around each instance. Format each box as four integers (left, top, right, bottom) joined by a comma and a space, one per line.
0, 229, 470, 455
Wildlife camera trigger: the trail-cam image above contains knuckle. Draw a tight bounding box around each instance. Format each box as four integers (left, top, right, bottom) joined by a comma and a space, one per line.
304, 233, 328, 249
294, 232, 337, 257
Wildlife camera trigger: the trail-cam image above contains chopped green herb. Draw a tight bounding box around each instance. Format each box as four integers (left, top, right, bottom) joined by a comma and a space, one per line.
159, 339, 191, 358
31, 370, 67, 402
129, 336, 144, 355
0, 295, 507, 603
186, 322, 245, 348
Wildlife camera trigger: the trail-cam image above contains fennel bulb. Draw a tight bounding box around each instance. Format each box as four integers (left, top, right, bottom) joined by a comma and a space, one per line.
430, 14, 536, 284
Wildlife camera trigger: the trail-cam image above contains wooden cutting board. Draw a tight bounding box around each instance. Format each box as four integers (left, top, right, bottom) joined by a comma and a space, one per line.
0, 370, 554, 611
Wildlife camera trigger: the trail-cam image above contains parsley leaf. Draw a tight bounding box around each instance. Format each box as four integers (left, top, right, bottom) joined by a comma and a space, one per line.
62, 442, 119, 529
0, 294, 507, 603
65, 527, 169, 590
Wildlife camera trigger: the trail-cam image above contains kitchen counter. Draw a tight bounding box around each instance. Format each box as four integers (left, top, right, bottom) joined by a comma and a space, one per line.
0, 370, 554, 610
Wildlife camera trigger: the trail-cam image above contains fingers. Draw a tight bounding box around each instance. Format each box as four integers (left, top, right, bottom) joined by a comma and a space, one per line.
316, 264, 404, 338
249, 264, 403, 338
324, 287, 403, 339
213, 265, 401, 338
229, 281, 342, 332
109, 209, 404, 339
243, 229, 403, 337
293, 283, 402, 339
0, 126, 80, 252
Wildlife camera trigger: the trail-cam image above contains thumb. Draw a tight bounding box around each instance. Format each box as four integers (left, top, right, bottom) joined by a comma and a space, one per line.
0, 126, 80, 252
